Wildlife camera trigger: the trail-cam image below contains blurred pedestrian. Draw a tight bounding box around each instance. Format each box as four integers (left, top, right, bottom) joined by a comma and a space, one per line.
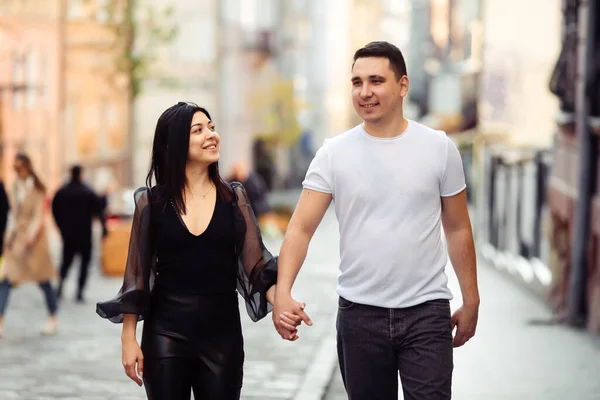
96, 102, 301, 399
0, 180, 10, 260
0, 153, 58, 337
274, 41, 480, 400
52, 165, 107, 303
226, 161, 271, 218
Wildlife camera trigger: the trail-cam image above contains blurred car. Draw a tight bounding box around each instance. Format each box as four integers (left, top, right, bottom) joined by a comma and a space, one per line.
101, 188, 135, 277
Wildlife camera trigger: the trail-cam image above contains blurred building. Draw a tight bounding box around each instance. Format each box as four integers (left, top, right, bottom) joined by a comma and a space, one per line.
132, 0, 219, 186
65, 0, 132, 189
476, 0, 562, 147
0, 0, 64, 189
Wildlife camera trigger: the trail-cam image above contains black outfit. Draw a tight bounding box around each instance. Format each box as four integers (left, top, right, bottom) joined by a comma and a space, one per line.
0, 181, 10, 257
336, 297, 453, 400
52, 180, 105, 300
96, 183, 277, 400
239, 172, 271, 217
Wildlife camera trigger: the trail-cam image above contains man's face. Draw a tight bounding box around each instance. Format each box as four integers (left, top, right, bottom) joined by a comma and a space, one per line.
351, 57, 409, 123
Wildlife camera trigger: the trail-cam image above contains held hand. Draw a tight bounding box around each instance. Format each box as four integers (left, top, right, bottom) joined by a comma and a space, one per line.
273, 294, 312, 341
451, 303, 479, 348
122, 338, 144, 386
25, 236, 35, 248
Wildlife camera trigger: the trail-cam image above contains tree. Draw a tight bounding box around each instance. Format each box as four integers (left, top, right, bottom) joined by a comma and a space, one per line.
84, 0, 178, 183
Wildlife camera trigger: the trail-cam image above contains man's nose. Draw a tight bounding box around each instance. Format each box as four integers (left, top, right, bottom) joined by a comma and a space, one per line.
360, 84, 372, 98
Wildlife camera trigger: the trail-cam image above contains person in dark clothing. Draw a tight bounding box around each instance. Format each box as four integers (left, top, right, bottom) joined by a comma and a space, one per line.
226, 162, 271, 218
52, 165, 106, 302
0, 181, 10, 258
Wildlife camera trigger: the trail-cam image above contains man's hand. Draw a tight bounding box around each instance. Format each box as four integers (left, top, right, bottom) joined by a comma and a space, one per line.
273, 293, 312, 341
451, 303, 479, 347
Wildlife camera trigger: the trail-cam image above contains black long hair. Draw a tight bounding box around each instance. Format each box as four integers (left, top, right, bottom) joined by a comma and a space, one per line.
145, 102, 232, 214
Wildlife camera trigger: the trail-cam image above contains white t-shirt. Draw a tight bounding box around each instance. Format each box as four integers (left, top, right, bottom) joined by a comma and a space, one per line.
302, 120, 466, 308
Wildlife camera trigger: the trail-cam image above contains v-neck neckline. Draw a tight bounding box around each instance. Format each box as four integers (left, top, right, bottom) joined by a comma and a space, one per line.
171, 195, 218, 238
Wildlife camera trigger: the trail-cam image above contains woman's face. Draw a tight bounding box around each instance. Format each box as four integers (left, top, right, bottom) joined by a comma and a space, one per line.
188, 111, 220, 165
13, 159, 29, 180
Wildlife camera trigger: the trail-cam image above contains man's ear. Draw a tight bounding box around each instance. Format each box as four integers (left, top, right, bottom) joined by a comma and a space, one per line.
399, 75, 410, 97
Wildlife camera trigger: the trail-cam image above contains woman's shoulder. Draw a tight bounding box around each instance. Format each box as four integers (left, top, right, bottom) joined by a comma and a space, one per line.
132, 186, 159, 210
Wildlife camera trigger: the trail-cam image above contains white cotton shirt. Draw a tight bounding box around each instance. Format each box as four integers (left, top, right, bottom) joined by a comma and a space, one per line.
302, 120, 466, 308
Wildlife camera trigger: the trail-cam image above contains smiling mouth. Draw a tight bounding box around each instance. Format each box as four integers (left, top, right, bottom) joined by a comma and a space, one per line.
361, 103, 379, 108
203, 144, 217, 150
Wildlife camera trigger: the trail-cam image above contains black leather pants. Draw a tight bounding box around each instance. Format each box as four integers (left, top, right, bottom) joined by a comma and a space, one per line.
143, 354, 243, 400
141, 287, 244, 400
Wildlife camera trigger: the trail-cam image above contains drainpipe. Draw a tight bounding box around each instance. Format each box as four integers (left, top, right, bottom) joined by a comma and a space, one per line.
567, 0, 599, 326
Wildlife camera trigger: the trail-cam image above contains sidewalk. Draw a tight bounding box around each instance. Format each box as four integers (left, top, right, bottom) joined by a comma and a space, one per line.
323, 257, 600, 399
0, 205, 341, 400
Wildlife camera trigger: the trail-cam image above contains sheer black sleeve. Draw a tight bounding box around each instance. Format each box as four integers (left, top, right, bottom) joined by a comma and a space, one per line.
96, 187, 155, 323
231, 182, 278, 322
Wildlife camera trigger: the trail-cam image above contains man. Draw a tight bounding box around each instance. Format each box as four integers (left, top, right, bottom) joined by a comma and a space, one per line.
52, 165, 106, 302
273, 41, 479, 399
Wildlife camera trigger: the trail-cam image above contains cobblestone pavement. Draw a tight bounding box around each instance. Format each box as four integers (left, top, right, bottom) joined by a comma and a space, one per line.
324, 258, 600, 400
0, 204, 341, 400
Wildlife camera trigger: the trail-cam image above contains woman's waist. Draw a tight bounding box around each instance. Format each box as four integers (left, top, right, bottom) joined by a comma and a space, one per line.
146, 286, 242, 335
150, 284, 238, 308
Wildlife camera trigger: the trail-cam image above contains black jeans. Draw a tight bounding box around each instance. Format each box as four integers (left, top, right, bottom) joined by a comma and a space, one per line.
58, 240, 92, 297
336, 297, 453, 400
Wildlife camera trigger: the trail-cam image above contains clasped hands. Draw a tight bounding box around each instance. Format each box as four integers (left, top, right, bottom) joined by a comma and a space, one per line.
271, 292, 312, 341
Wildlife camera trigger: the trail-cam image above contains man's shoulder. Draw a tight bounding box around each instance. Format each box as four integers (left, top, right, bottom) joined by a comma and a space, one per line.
321, 125, 362, 150
409, 120, 449, 142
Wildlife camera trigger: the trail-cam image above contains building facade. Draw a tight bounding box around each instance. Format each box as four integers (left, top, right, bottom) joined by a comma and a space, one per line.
0, 0, 64, 190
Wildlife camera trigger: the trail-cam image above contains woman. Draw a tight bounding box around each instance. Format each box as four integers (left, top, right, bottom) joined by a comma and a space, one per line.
96, 102, 303, 399
0, 153, 58, 337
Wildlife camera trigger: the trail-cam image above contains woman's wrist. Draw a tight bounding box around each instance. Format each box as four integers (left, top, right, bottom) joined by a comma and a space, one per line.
266, 285, 277, 305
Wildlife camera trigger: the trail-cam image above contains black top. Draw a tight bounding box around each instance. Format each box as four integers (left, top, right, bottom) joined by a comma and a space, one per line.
52, 181, 105, 242
96, 182, 278, 324
152, 196, 237, 295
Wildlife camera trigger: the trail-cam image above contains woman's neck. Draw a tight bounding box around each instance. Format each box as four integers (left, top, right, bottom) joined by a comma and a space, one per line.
185, 163, 213, 197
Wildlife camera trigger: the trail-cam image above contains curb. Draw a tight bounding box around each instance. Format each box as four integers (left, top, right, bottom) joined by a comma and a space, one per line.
293, 314, 338, 400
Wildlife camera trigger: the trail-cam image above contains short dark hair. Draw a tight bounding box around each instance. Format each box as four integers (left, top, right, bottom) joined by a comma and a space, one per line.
70, 165, 82, 181
352, 41, 407, 81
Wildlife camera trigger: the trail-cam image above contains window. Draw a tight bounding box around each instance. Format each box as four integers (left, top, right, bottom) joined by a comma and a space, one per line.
25, 50, 37, 108
68, 0, 84, 19
12, 52, 23, 110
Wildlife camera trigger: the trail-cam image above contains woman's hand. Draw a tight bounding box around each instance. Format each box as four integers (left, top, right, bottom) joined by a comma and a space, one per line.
122, 338, 144, 386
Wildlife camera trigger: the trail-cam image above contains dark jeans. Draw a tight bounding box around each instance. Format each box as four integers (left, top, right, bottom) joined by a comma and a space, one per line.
58, 240, 92, 297
336, 297, 453, 400
0, 279, 59, 317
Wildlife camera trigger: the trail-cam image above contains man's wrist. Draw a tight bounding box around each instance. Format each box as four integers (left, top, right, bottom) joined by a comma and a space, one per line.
462, 297, 480, 307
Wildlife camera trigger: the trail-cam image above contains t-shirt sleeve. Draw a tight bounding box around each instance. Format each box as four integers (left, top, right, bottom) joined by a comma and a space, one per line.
302, 139, 333, 194
440, 135, 466, 197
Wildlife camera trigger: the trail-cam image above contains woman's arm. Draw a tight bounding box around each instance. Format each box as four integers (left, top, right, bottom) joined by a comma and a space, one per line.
121, 313, 144, 386
121, 313, 139, 342
266, 285, 276, 305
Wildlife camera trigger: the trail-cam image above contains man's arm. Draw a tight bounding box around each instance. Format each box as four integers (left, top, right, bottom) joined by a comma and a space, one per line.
273, 188, 332, 339
441, 189, 479, 347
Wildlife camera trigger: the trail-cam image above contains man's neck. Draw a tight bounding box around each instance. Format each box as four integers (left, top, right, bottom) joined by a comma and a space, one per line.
363, 116, 409, 139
